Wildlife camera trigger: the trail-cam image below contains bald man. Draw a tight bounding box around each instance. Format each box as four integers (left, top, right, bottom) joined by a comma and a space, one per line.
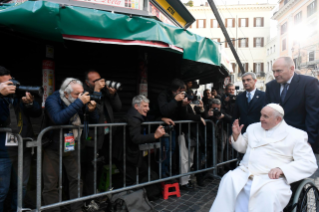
210, 104, 317, 212
265, 57, 319, 152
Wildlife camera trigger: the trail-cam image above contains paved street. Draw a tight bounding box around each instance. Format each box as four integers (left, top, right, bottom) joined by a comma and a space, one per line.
152, 154, 319, 212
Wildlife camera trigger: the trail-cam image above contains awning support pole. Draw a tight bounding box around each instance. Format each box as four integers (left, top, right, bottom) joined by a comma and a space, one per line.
207, 0, 245, 74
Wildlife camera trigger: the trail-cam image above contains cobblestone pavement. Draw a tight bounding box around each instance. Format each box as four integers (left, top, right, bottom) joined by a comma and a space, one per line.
151, 178, 220, 212
152, 154, 319, 212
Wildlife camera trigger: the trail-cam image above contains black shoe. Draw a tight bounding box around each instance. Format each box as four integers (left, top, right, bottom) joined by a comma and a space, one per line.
180, 183, 194, 191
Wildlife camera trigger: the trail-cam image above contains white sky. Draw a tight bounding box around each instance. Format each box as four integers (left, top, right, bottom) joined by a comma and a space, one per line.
181, 0, 279, 6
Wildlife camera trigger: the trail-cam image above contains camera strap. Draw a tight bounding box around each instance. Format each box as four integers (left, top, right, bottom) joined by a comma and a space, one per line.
9, 103, 20, 134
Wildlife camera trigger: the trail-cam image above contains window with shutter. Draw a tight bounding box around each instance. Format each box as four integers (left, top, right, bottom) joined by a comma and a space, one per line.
282, 39, 287, 51
226, 18, 234, 28
309, 51, 315, 61
246, 38, 249, 47
198, 19, 205, 28
240, 38, 247, 48
307, 1, 317, 17
281, 22, 287, 35
255, 18, 262, 27
294, 11, 302, 25
240, 18, 247, 27
253, 63, 256, 73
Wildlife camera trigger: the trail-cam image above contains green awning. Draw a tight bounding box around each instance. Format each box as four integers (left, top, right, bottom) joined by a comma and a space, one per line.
0, 1, 221, 66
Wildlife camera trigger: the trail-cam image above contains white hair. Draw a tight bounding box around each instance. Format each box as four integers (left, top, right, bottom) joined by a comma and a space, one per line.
132, 95, 149, 107
59, 78, 83, 98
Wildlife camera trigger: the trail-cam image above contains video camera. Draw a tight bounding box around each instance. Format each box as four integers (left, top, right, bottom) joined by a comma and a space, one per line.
9, 79, 43, 97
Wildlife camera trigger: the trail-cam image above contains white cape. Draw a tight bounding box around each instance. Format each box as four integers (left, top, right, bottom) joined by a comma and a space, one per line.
210, 121, 317, 212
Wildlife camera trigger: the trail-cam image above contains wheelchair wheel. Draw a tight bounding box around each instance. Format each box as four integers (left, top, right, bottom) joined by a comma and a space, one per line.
291, 179, 319, 212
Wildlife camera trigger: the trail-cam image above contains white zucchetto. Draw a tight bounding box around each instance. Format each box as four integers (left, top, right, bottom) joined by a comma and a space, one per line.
266, 103, 285, 116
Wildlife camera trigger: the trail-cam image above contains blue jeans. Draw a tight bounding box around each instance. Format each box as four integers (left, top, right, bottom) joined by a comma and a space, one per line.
161, 130, 176, 177
0, 153, 31, 212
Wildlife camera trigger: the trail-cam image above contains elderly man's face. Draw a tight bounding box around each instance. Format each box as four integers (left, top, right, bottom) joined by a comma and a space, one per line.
134, 101, 149, 117
65, 83, 84, 103
272, 58, 294, 84
260, 106, 281, 130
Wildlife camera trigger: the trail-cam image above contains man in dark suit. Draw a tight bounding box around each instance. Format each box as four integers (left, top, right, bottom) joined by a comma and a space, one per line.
233, 72, 266, 133
265, 57, 319, 152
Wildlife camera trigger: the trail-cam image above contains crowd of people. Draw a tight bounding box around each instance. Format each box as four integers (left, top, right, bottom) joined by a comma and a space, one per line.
1, 56, 319, 212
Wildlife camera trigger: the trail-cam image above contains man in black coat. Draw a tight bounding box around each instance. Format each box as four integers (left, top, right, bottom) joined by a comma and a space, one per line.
265, 57, 319, 152
233, 72, 266, 133
83, 70, 122, 197
123, 95, 166, 182
221, 84, 236, 116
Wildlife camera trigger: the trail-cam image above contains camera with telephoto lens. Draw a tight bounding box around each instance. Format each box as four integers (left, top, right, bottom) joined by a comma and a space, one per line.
164, 125, 174, 132
89, 94, 101, 102
83, 91, 101, 102
105, 80, 122, 90
9, 79, 43, 97
212, 108, 221, 118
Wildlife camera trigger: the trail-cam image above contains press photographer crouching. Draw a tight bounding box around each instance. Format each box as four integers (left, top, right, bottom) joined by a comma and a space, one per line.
0, 66, 42, 212
83, 70, 122, 199
43, 78, 99, 212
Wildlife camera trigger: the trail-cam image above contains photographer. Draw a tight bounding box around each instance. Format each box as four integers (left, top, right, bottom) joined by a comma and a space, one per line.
202, 89, 213, 106
205, 99, 231, 124
205, 98, 232, 175
120, 95, 167, 183
179, 93, 206, 189
43, 78, 99, 212
0, 66, 42, 212
221, 84, 236, 117
82, 70, 122, 198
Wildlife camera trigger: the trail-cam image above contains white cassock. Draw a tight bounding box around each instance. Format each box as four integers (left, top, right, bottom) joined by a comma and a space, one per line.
210, 120, 317, 212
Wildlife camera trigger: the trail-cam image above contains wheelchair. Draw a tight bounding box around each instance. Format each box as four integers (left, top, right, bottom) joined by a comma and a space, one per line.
284, 178, 319, 212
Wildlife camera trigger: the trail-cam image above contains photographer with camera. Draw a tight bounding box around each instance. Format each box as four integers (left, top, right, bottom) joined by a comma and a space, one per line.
221, 84, 236, 118
0, 66, 42, 212
178, 92, 207, 189
43, 78, 99, 212
119, 95, 168, 184
156, 79, 206, 188
82, 70, 122, 199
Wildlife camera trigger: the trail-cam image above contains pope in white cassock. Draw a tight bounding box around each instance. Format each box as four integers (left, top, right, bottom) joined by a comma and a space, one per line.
210, 103, 317, 212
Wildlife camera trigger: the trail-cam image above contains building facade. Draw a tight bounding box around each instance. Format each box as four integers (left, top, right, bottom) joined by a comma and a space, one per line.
272, 0, 319, 78
187, 3, 276, 90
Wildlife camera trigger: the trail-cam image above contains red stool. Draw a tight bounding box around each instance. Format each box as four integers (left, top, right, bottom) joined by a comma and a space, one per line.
161, 182, 181, 200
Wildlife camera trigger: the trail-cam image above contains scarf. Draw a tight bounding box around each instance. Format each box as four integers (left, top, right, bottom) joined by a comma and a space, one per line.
61, 95, 82, 140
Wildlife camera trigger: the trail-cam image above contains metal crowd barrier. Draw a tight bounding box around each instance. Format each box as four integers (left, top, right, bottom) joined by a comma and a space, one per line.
9, 119, 238, 212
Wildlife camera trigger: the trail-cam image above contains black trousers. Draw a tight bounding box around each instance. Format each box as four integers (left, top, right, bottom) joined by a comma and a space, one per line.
42, 148, 83, 212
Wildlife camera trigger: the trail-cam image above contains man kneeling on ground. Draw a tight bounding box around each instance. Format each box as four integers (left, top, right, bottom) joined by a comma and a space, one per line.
210, 103, 317, 212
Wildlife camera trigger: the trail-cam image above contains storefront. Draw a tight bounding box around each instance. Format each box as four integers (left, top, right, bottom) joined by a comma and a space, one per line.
0, 0, 229, 119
